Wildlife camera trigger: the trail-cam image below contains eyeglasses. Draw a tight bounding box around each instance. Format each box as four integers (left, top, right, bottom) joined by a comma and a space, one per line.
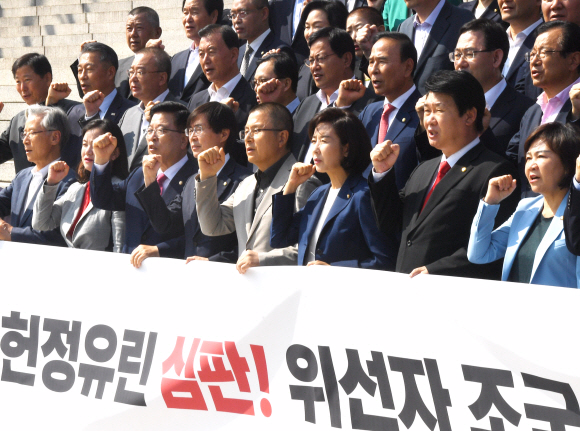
127, 69, 162, 78
146, 127, 182, 138
525, 49, 565, 62
253, 77, 272, 89
449, 49, 493, 62
20, 129, 56, 140
185, 125, 205, 137
240, 128, 283, 140
304, 53, 337, 67
228, 8, 260, 20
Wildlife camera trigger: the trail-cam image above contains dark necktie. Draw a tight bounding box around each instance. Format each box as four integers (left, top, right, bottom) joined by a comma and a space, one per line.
421, 161, 451, 212
240, 46, 254, 77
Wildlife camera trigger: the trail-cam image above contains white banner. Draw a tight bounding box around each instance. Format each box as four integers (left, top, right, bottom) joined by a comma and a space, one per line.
1, 241, 579, 430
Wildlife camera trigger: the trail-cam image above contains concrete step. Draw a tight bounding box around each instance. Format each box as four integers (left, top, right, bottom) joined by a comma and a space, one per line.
0, 46, 44, 60
0, 102, 26, 120
0, 161, 16, 186
0, 16, 38, 28
0, 7, 37, 18
1, 36, 44, 48
38, 14, 86, 26
41, 23, 89, 36
0, 26, 41, 37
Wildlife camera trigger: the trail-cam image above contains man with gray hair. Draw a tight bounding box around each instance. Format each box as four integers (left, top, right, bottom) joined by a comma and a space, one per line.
0, 105, 75, 245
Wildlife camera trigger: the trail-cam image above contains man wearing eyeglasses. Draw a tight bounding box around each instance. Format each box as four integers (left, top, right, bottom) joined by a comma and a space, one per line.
506, 20, 580, 197
453, 19, 533, 155
254, 52, 300, 114
117, 48, 184, 172
90, 102, 197, 254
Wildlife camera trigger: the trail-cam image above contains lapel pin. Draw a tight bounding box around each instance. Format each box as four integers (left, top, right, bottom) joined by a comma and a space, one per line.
461, 167, 467, 172
179, 181, 183, 186
402, 118, 406, 123
111, 112, 115, 116
494, 8, 498, 12
347, 194, 350, 199
561, 216, 564, 220
223, 181, 228, 186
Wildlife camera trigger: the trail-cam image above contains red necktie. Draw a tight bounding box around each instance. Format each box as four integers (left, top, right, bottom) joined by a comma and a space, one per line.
377, 103, 396, 146
421, 161, 451, 212
67, 181, 91, 239
157, 173, 167, 196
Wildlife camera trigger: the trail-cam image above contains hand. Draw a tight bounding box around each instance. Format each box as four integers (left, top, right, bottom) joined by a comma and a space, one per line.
256, 78, 284, 104
143, 100, 159, 122
142, 154, 162, 188
47, 161, 70, 186
236, 249, 260, 274
130, 245, 159, 268
415, 95, 427, 132
0, 102, 4, 114
284, 163, 316, 195
483, 175, 517, 205
263, 48, 282, 57
409, 266, 428, 278
0, 220, 12, 241
46, 82, 71, 106
355, 24, 379, 58
336, 79, 366, 108
145, 39, 165, 50
570, 83, 580, 121
576, 155, 580, 182
198, 146, 226, 181
185, 256, 209, 263
92, 132, 118, 165
306, 260, 330, 266
481, 107, 491, 133
80, 40, 97, 52
83, 90, 105, 118
222, 97, 239, 113
370, 140, 399, 174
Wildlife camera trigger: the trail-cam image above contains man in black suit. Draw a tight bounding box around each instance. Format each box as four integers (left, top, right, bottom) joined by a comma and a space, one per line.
165, 0, 223, 103
506, 20, 580, 197
67, 43, 136, 171
0, 53, 79, 174
187, 25, 257, 164
453, 19, 534, 155
498, 0, 543, 99
369, 70, 519, 279
398, 0, 474, 94
231, 0, 287, 85
254, 52, 300, 114
292, 28, 378, 165
70, 7, 162, 101
91, 102, 197, 254
131, 102, 252, 267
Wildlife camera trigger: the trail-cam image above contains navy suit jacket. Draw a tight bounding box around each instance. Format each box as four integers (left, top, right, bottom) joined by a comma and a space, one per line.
271, 173, 396, 269
90, 157, 197, 254
135, 157, 252, 260
0, 166, 75, 246
168, 48, 211, 104
237, 31, 289, 84
458, 0, 507, 28
506, 99, 572, 197
399, 1, 474, 94
268, 0, 309, 61
67, 92, 136, 170
565, 182, 580, 255
358, 88, 422, 190
504, 23, 543, 100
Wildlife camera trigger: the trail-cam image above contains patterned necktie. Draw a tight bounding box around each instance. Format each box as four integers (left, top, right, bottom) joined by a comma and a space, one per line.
157, 173, 167, 196
240, 45, 254, 77
377, 103, 396, 146
421, 161, 451, 212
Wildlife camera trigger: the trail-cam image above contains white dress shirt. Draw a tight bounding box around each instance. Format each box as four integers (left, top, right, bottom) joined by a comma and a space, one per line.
502, 19, 542, 77
306, 187, 340, 262
485, 79, 507, 110
184, 42, 200, 88
412, 0, 446, 60
381, 85, 417, 140
245, 29, 271, 65
208, 74, 243, 102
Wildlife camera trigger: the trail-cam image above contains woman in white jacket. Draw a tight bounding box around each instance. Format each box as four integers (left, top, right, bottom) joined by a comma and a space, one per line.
33, 119, 129, 251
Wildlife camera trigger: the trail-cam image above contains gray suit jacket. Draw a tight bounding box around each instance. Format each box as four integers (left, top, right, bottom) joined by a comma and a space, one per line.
195, 154, 318, 266
32, 181, 125, 251
118, 91, 183, 172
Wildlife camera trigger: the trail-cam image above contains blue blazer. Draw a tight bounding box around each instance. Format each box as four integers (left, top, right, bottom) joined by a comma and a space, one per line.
90, 158, 197, 254
270, 174, 396, 270
358, 88, 422, 190
468, 194, 580, 288
0, 166, 75, 246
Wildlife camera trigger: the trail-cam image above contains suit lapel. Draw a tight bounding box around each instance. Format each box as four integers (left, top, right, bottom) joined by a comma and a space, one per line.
183, 64, 204, 95
506, 29, 537, 81
15, 169, 34, 225
104, 93, 123, 122
556, 98, 572, 122
318, 176, 358, 238
416, 2, 451, 73
489, 86, 515, 131
385, 90, 420, 143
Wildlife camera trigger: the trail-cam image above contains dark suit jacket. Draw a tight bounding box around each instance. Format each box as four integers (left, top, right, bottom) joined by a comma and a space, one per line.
0, 98, 80, 174
168, 48, 211, 104
271, 173, 396, 269
564, 183, 580, 255
481, 83, 534, 156
369, 142, 520, 279
67, 91, 136, 170
187, 76, 257, 165
506, 99, 572, 197
90, 157, 197, 254
135, 157, 252, 260
0, 165, 75, 245
269, 0, 306, 58
458, 0, 507, 28
292, 88, 380, 163
398, 1, 474, 94
504, 24, 543, 100
358, 88, 422, 190
237, 31, 289, 84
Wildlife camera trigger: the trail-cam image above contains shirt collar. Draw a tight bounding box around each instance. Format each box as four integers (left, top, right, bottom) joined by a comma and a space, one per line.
537, 75, 580, 107
385, 84, 417, 109
99, 88, 118, 117
138, 89, 170, 111
485, 79, 507, 109
255, 152, 290, 187
442, 137, 480, 168
316, 87, 340, 107
507, 18, 542, 41
414, 0, 446, 26
189, 40, 198, 52
208, 73, 243, 101
33, 158, 60, 176
159, 154, 189, 181
286, 97, 301, 114
248, 28, 271, 54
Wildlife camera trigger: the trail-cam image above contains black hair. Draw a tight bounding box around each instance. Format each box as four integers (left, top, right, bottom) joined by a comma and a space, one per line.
374, 31, 417, 75
198, 24, 239, 49
182, 0, 224, 23
459, 19, 510, 71
256, 52, 299, 93
188, 102, 237, 154
309, 27, 356, 71
536, 21, 580, 73
149, 101, 190, 131
349, 6, 384, 28
80, 42, 119, 72
12, 53, 52, 78
128, 6, 160, 27
301, 1, 348, 32
248, 103, 294, 150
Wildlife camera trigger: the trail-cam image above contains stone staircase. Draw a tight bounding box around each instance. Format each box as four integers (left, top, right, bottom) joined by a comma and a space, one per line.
0, 0, 234, 186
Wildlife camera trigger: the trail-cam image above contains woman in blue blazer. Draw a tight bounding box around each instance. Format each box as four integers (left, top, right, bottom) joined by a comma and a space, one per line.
468, 123, 580, 288
270, 108, 397, 270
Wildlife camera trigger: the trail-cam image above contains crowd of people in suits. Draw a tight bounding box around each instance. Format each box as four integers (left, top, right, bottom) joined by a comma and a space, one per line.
1, 0, 580, 288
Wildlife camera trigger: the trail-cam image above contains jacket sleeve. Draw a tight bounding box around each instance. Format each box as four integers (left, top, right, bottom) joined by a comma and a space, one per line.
32, 183, 65, 231
270, 191, 301, 249
467, 200, 513, 264
195, 175, 236, 236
